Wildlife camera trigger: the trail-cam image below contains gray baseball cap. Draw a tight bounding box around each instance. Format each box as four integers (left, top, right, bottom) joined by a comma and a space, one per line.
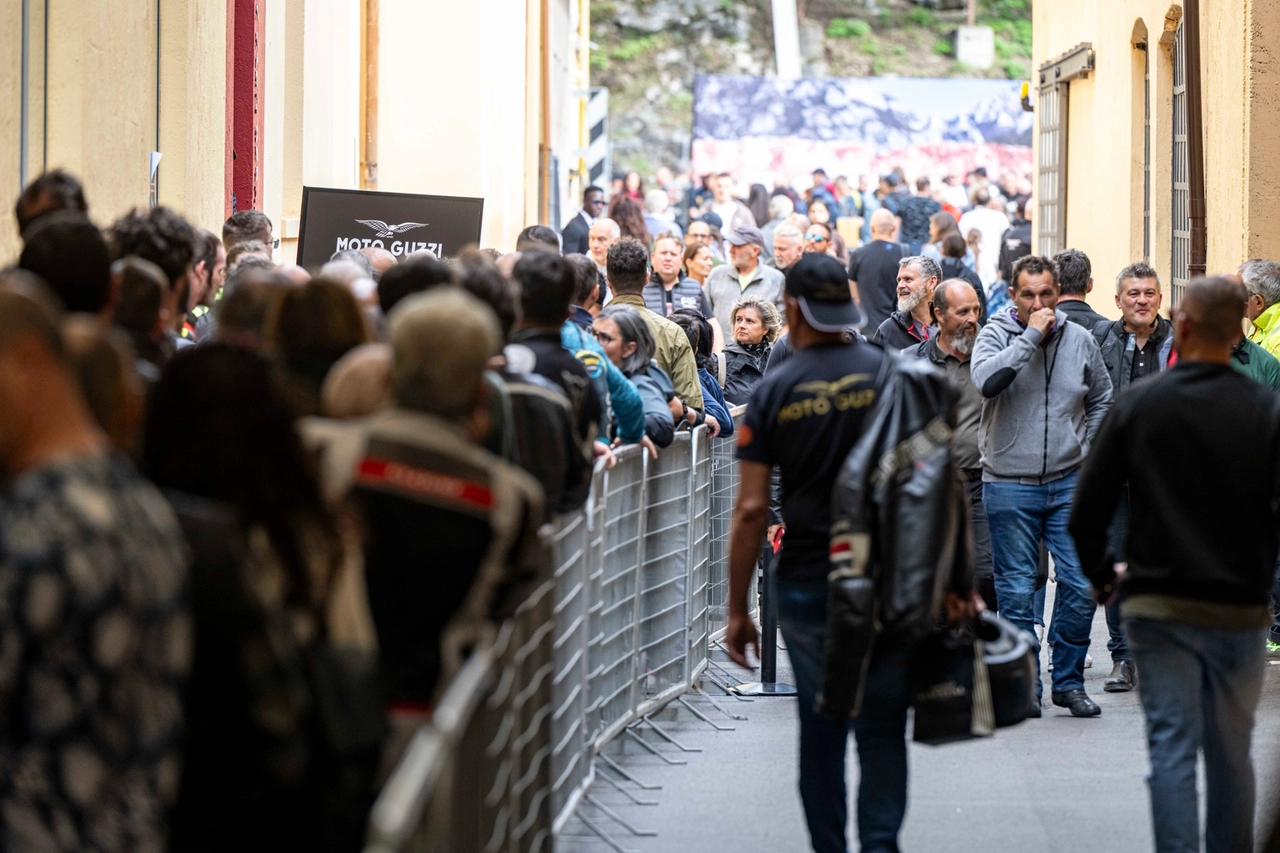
725, 224, 765, 248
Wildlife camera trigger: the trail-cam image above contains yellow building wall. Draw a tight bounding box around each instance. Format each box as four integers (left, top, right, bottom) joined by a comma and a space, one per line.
0, 0, 228, 262
1033, 0, 1280, 315
377, 0, 540, 252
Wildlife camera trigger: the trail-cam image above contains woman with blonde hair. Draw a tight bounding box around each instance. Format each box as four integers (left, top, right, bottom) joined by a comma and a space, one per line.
720, 294, 782, 405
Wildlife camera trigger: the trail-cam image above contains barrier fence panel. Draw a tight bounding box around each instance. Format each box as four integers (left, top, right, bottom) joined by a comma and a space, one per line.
708, 406, 748, 641
637, 433, 693, 713
366, 416, 735, 852
548, 511, 591, 832
685, 427, 713, 685
588, 447, 646, 749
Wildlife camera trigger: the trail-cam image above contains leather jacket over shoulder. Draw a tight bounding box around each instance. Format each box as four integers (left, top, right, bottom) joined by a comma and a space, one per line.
818, 355, 975, 720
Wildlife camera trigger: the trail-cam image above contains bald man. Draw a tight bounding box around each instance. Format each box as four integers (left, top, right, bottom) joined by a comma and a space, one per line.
588, 217, 621, 275
1071, 276, 1280, 853
360, 246, 398, 280
847, 207, 907, 333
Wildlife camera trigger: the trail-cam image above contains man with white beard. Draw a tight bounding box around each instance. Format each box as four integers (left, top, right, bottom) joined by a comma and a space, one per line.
871, 255, 939, 350
905, 278, 994, 609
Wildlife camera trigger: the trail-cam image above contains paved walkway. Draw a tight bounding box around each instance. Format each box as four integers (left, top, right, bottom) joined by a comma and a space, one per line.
559, 598, 1280, 853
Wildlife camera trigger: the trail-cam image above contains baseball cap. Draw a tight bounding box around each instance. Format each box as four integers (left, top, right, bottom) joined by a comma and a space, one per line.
725, 224, 765, 248
784, 253, 864, 332
698, 212, 724, 230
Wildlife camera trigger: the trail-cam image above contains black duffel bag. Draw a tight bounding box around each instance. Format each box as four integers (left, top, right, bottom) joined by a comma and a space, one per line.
911, 610, 1037, 745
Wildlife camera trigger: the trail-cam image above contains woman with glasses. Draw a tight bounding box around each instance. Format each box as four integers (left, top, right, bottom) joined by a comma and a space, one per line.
592, 305, 678, 448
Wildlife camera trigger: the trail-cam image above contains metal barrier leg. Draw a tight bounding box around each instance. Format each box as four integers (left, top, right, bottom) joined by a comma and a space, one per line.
598, 754, 661, 790
675, 696, 735, 731
575, 812, 641, 853
583, 794, 658, 836
639, 715, 702, 752
623, 728, 687, 765
730, 541, 797, 697
594, 769, 658, 806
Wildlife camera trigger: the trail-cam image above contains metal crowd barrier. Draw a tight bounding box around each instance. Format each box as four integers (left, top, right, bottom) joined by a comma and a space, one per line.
365, 413, 749, 853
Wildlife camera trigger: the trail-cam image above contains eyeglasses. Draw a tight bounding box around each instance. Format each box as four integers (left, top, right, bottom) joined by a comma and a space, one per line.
592, 328, 617, 345
804, 232, 828, 242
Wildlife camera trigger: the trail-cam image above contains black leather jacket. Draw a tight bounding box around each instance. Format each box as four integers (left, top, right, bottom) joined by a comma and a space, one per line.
819, 355, 974, 720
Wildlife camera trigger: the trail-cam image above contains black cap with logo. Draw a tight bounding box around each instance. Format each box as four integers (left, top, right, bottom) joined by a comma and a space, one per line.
784, 253, 865, 333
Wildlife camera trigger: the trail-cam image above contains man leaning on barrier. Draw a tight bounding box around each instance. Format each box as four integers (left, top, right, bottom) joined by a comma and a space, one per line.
726, 253, 903, 853
345, 289, 549, 726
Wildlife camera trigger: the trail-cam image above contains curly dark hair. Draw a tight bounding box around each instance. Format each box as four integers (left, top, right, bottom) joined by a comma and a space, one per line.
605, 238, 650, 294
142, 344, 341, 613
108, 206, 198, 298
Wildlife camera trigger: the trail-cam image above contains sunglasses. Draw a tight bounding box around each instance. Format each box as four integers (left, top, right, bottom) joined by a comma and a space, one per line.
805, 232, 828, 242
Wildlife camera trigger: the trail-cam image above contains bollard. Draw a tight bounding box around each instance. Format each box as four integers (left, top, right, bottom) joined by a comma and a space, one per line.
730, 539, 797, 697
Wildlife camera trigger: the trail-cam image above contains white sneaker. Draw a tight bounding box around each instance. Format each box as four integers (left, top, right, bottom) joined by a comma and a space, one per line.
1047, 640, 1053, 672
1035, 625, 1045, 645
1085, 653, 1093, 669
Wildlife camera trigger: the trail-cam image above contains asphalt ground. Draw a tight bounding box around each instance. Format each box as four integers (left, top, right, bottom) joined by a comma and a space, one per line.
558, 588, 1280, 853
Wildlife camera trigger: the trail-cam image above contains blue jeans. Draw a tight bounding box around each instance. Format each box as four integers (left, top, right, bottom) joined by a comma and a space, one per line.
1125, 617, 1265, 853
983, 471, 1094, 695
777, 578, 912, 853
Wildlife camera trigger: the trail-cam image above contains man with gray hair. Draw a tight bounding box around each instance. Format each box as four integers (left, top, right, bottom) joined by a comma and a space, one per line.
761, 194, 796, 261
1242, 258, 1280, 358
643, 188, 683, 240
351, 287, 549, 710
870, 255, 939, 350
769, 223, 805, 274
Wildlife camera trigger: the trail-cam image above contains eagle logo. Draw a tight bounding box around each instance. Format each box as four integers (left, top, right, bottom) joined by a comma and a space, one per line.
355, 219, 429, 238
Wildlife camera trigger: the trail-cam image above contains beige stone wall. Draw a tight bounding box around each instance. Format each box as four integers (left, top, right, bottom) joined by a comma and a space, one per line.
1032, 0, 1280, 315
158, 0, 229, 235
377, 0, 541, 251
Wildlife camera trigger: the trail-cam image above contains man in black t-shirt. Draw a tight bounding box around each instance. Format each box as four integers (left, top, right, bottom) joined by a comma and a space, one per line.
726, 254, 901, 853
848, 208, 906, 334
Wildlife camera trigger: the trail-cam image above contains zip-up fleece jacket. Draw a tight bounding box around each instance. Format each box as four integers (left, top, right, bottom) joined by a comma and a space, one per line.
970, 307, 1113, 482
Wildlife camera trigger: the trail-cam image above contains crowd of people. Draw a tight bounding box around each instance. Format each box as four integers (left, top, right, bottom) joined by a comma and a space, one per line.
5, 153, 1280, 853
3, 166, 782, 850
702, 185, 1280, 851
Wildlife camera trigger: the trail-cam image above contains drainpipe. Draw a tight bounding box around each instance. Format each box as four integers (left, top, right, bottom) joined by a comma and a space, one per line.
360, 0, 379, 190
20, 0, 28, 191
538, 0, 552, 224
1183, 0, 1206, 277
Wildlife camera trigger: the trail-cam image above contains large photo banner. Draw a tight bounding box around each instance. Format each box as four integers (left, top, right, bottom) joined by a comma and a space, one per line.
692, 75, 1032, 183
296, 187, 484, 269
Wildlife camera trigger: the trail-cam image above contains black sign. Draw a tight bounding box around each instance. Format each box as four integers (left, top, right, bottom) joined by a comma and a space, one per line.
296, 187, 485, 269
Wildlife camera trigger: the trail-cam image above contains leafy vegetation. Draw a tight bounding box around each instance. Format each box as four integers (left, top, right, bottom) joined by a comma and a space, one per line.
826, 18, 872, 39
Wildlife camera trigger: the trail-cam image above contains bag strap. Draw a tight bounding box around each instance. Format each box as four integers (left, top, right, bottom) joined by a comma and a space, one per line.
717, 351, 727, 387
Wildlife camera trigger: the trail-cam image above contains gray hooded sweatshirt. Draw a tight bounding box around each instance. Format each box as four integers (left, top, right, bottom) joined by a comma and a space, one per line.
970, 307, 1113, 483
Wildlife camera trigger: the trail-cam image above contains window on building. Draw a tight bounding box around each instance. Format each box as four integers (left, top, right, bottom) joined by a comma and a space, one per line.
1171, 20, 1190, 305
1037, 82, 1067, 257
1037, 45, 1094, 258
1143, 43, 1151, 265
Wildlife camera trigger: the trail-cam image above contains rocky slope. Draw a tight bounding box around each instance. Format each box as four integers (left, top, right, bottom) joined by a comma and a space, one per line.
590, 0, 1032, 175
